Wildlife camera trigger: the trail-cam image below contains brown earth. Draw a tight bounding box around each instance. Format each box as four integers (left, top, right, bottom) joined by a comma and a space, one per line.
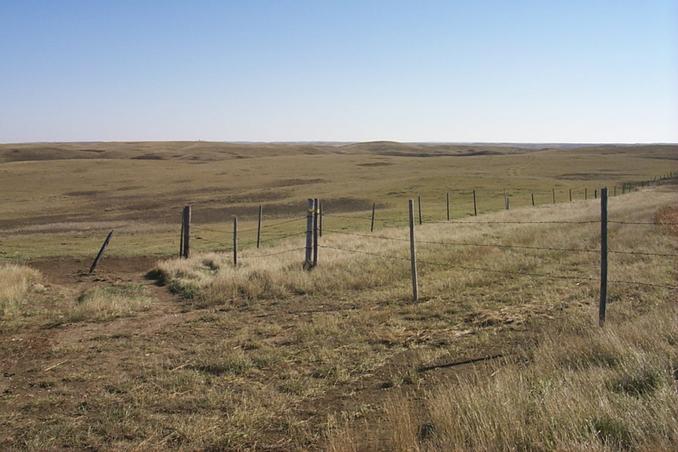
1, 254, 541, 449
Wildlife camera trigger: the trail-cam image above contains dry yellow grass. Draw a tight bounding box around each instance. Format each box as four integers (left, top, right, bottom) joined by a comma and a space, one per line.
326, 302, 678, 451
3, 183, 677, 450
65, 284, 153, 323
157, 188, 678, 308
0, 264, 42, 319
0, 265, 152, 326
144, 187, 678, 449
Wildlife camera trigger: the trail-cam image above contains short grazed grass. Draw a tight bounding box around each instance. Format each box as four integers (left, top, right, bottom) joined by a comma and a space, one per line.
0, 142, 675, 260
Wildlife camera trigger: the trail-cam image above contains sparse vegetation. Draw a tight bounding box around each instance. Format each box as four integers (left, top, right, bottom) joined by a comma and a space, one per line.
1, 143, 677, 450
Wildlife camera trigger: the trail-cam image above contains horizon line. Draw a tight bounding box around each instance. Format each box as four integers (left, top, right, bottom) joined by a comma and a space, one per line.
1, 140, 677, 146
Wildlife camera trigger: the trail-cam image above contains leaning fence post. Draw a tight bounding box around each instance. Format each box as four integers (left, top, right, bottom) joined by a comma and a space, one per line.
313, 198, 319, 267
182, 205, 191, 258
599, 188, 608, 327
370, 202, 376, 232
446, 192, 450, 221
408, 200, 418, 302
304, 199, 313, 270
418, 195, 423, 225
233, 217, 238, 267
89, 230, 113, 273
472, 190, 477, 216
531, 193, 535, 207
256, 205, 262, 248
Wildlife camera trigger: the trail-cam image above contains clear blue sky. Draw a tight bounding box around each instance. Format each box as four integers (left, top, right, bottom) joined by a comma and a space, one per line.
1, 0, 677, 143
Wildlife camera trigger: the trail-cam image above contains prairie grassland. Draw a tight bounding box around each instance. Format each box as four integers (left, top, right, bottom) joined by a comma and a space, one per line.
68, 186, 670, 449
0, 142, 675, 259
2, 187, 676, 450
2, 142, 677, 449
157, 188, 678, 308
326, 302, 678, 451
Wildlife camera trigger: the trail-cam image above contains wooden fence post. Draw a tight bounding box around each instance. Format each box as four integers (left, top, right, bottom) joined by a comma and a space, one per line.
569, 188, 572, 202
304, 199, 313, 270
418, 195, 423, 225
504, 191, 508, 210
585, 188, 588, 200
256, 205, 262, 248
594, 189, 598, 199
233, 217, 238, 267
408, 199, 418, 302
599, 188, 608, 327
552, 188, 556, 204
370, 202, 376, 232
472, 190, 477, 216
613, 186, 617, 197
319, 201, 323, 237
531, 193, 535, 207
446, 192, 450, 221
179, 217, 184, 258
89, 230, 113, 273
313, 198, 319, 267
182, 205, 191, 259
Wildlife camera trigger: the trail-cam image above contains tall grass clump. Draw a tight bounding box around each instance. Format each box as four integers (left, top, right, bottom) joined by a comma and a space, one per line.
155, 245, 409, 306
0, 263, 42, 319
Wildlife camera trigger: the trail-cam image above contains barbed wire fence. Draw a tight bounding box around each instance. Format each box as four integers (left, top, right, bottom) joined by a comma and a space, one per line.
157, 172, 678, 327
76, 172, 678, 326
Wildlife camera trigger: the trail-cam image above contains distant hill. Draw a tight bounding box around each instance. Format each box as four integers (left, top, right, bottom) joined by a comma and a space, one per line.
0, 141, 676, 163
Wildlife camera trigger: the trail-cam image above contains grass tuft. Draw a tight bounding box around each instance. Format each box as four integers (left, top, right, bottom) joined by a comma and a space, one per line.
0, 264, 43, 319
65, 284, 152, 323
590, 415, 632, 450
609, 367, 663, 397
